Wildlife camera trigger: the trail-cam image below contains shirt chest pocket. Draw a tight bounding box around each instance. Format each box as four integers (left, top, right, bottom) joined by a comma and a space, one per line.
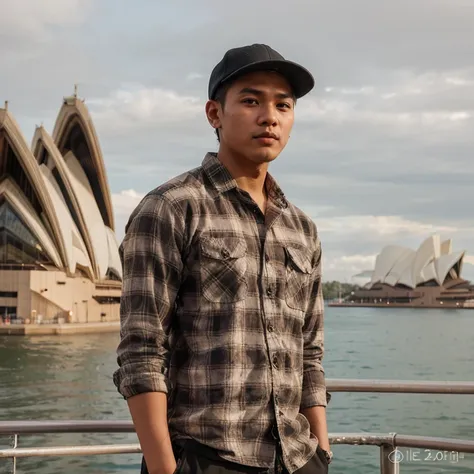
285, 246, 316, 312
200, 236, 248, 304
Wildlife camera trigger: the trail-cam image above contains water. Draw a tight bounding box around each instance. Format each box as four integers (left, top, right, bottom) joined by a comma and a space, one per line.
1, 306, 473, 474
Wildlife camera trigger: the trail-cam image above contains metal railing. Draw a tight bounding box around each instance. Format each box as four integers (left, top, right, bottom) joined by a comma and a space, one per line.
1, 379, 473, 474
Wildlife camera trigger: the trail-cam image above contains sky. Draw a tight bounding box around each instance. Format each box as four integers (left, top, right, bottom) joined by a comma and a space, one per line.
2, 0, 474, 282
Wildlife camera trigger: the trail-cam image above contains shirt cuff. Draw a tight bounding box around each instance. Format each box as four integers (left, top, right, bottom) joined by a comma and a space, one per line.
301, 369, 332, 408
113, 364, 171, 399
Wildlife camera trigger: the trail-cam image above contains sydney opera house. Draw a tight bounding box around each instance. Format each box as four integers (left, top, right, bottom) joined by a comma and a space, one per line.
332, 235, 474, 308
0, 94, 122, 325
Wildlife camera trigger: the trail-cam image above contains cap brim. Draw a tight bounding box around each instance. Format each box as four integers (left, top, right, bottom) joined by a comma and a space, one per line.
214, 59, 315, 99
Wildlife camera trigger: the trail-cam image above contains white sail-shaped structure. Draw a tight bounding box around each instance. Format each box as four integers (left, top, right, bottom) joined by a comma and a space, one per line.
367, 235, 465, 290
0, 96, 122, 324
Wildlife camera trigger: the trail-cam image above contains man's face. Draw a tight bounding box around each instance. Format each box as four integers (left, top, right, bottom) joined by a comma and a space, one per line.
207, 71, 296, 165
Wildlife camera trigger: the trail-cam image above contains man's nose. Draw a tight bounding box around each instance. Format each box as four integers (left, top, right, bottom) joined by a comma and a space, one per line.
258, 104, 278, 126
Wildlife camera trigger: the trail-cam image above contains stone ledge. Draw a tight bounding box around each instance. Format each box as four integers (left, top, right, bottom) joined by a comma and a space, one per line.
0, 321, 120, 336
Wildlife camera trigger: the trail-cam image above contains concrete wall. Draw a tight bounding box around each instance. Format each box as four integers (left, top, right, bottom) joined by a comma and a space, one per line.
31, 291, 68, 322
30, 270, 94, 315
0, 271, 31, 318
0, 270, 120, 323
88, 299, 120, 323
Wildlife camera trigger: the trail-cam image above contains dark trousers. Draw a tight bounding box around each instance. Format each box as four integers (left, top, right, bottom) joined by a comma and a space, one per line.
140, 439, 328, 474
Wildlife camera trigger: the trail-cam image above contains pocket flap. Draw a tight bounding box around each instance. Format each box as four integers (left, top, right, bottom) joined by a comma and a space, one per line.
201, 236, 247, 260
286, 246, 314, 274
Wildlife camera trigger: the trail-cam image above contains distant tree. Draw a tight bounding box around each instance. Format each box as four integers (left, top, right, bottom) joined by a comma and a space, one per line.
322, 281, 361, 301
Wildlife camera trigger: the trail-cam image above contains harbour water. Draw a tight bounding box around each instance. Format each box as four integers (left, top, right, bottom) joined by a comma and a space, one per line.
1, 306, 473, 473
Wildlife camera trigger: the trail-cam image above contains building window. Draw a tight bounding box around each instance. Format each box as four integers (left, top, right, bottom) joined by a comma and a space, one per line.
0, 200, 53, 267
93, 296, 121, 304
0, 306, 17, 320
0, 291, 17, 298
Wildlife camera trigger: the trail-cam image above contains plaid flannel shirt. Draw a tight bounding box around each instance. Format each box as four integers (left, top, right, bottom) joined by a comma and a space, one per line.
113, 152, 330, 473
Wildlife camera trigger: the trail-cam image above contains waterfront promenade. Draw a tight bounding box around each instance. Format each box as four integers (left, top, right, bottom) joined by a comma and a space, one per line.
0, 321, 120, 336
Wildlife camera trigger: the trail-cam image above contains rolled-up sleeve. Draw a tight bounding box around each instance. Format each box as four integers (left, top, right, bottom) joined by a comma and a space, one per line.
300, 237, 331, 409
113, 194, 184, 399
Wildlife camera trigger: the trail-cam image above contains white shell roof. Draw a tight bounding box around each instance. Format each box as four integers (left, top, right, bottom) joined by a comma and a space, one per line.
1, 101, 121, 283
367, 235, 465, 289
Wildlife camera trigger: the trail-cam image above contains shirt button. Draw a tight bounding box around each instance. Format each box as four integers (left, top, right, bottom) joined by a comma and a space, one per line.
265, 253, 270, 262
221, 249, 230, 259
266, 287, 274, 297
272, 354, 279, 368
267, 324, 274, 333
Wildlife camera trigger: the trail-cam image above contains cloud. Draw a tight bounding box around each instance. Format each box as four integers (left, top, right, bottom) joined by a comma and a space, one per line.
317, 215, 458, 237
112, 189, 145, 238
323, 254, 377, 281
186, 73, 204, 81
87, 85, 204, 133
298, 68, 474, 131
387, 69, 474, 96
0, 0, 92, 41
324, 248, 474, 283
325, 86, 375, 95
298, 100, 472, 134
445, 76, 473, 86
464, 256, 474, 265
0, 0, 98, 130
305, 210, 473, 281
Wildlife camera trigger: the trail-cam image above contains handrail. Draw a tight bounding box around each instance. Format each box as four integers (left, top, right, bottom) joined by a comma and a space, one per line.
326, 378, 474, 394
1, 379, 473, 474
0, 420, 134, 435
0, 444, 141, 458
331, 433, 474, 452
1, 433, 474, 457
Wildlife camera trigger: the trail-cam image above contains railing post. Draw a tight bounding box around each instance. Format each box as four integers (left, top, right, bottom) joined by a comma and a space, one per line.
380, 444, 399, 474
11, 434, 18, 474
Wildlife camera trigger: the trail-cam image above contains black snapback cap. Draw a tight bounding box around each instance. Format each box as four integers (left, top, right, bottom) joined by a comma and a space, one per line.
208, 43, 315, 100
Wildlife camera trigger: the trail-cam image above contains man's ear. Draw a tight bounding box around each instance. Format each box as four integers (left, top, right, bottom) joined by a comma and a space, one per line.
205, 100, 222, 131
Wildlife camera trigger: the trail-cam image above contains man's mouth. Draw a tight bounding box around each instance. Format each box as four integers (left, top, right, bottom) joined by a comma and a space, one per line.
254, 132, 279, 140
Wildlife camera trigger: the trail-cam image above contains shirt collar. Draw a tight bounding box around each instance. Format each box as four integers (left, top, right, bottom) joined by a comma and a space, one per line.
202, 152, 238, 194
265, 172, 289, 209
201, 152, 288, 209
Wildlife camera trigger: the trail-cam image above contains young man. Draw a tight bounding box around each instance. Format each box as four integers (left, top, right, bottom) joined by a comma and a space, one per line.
113, 43, 332, 474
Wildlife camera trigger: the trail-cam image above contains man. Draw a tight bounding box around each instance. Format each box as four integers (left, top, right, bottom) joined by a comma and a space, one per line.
113, 43, 332, 474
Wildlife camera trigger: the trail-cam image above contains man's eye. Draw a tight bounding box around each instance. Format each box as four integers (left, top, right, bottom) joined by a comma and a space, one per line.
242, 98, 258, 104
278, 103, 292, 109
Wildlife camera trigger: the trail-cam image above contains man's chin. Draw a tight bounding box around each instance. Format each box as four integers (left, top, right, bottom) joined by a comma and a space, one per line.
248, 148, 280, 164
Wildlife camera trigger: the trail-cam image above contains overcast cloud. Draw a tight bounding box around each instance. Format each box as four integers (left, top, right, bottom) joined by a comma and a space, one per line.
2, 0, 474, 281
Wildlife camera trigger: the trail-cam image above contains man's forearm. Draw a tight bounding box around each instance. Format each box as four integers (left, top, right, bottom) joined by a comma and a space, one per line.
300, 406, 330, 451
127, 392, 176, 474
